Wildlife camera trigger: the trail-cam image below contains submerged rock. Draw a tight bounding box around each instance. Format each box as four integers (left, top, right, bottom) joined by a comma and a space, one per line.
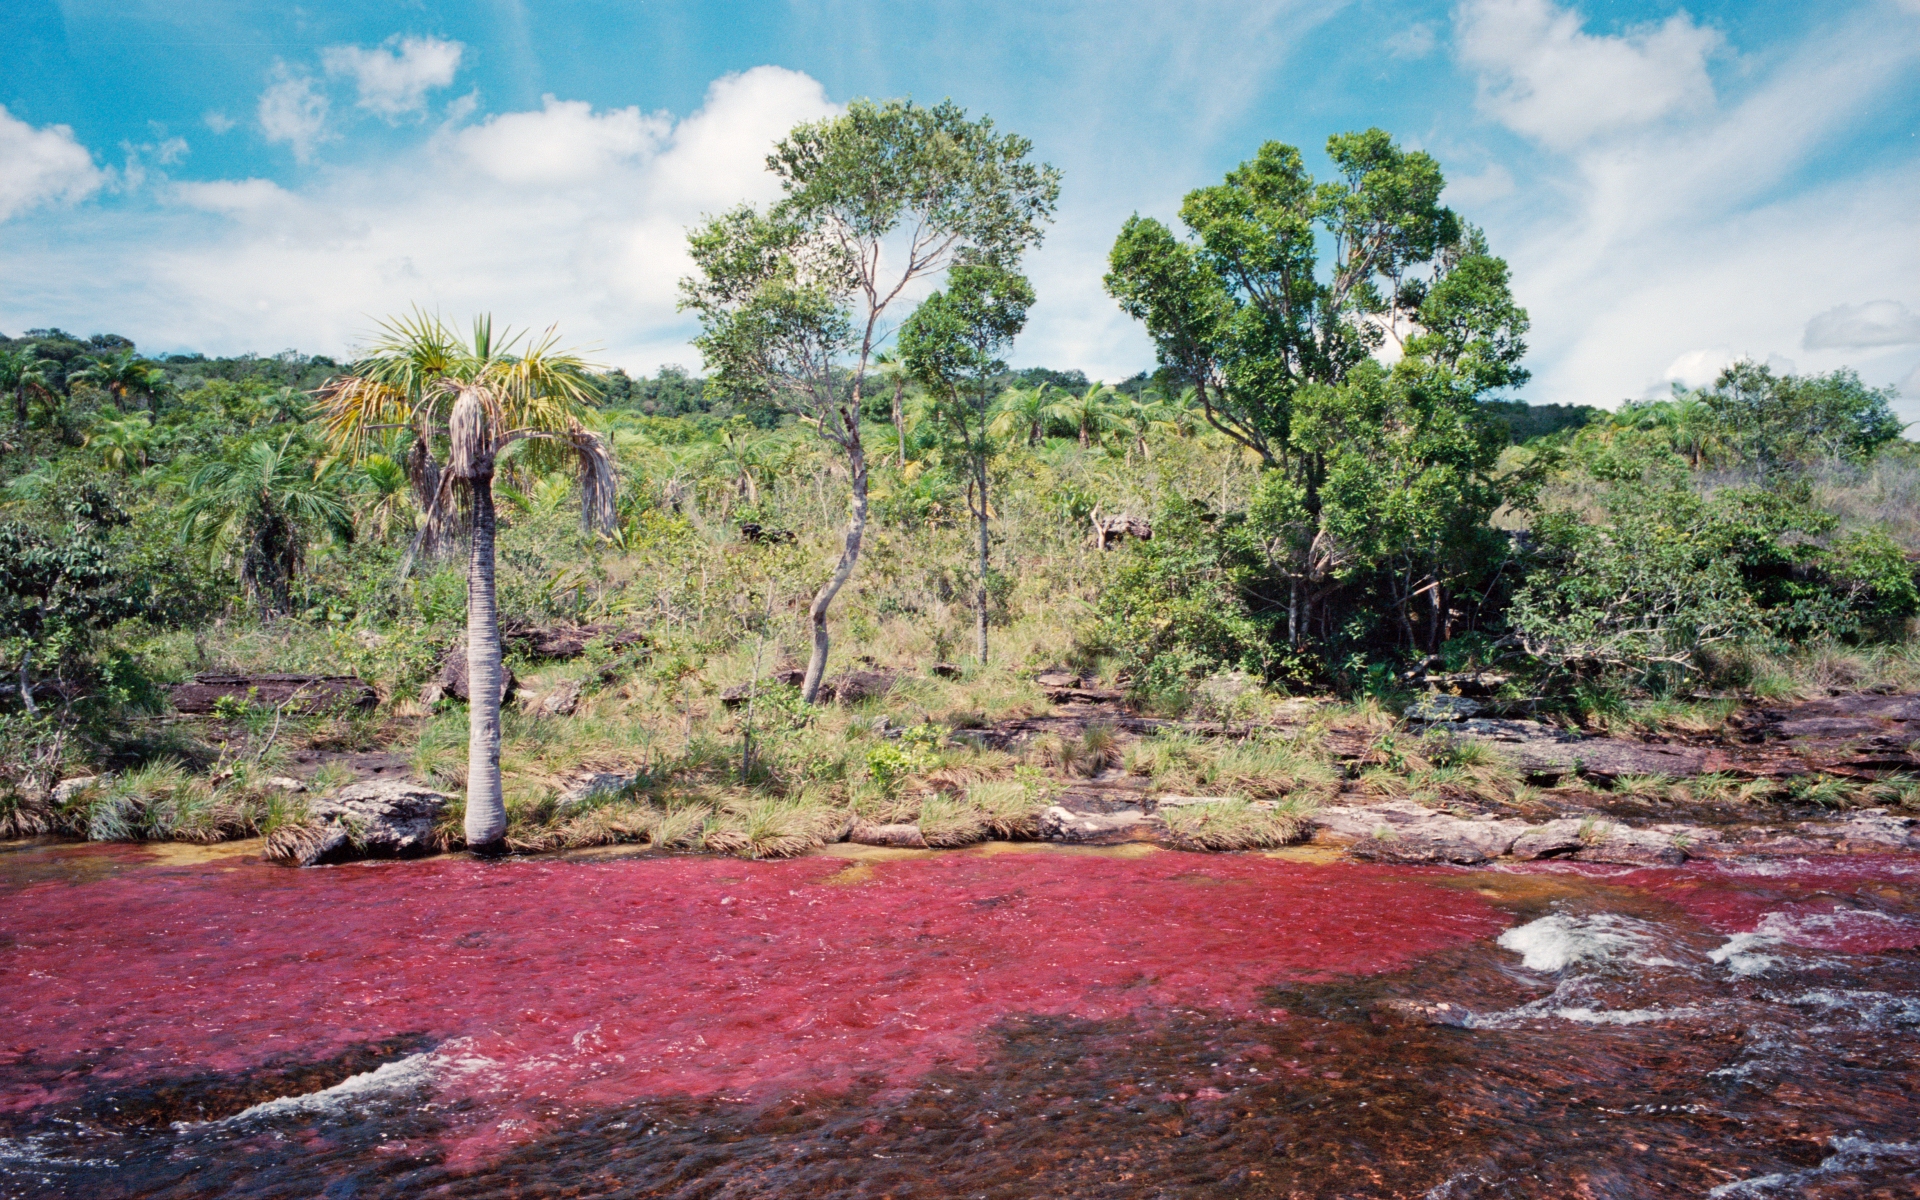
264, 778, 449, 867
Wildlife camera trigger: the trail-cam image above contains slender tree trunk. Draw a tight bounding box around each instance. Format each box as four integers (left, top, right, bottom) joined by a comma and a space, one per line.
14, 383, 26, 435
801, 440, 867, 704
450, 389, 506, 850
19, 645, 37, 716
974, 451, 990, 665
892, 377, 907, 464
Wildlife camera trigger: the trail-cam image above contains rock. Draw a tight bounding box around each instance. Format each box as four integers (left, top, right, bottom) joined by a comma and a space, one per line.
419, 681, 446, 706
557, 772, 630, 812
1571, 821, 1688, 867
502, 622, 648, 660
262, 776, 307, 793
1039, 805, 1147, 842
171, 674, 378, 716
264, 778, 449, 867
736, 522, 795, 545
1509, 819, 1588, 860
1451, 718, 1709, 780
1034, 670, 1080, 689
1406, 694, 1483, 722
1156, 795, 1277, 812
849, 822, 928, 849
1090, 512, 1152, 550
528, 679, 584, 718
439, 637, 518, 705
930, 662, 962, 680
1799, 808, 1920, 852
1372, 999, 1475, 1028
1350, 818, 1524, 865
826, 670, 896, 706
52, 775, 104, 805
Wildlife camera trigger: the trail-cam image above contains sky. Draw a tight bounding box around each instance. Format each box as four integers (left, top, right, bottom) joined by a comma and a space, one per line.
2, 0, 1917, 416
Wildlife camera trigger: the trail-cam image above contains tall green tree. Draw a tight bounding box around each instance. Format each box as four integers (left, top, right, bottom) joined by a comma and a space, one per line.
318, 314, 611, 851
1701, 362, 1903, 474
900, 261, 1036, 664
682, 97, 1059, 703
1108, 131, 1529, 651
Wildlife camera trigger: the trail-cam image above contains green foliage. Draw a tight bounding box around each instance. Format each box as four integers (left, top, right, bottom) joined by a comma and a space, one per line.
179, 432, 355, 615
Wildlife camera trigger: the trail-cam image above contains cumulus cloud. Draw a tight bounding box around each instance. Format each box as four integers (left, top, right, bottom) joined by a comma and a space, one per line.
204, 111, 235, 134
0, 106, 105, 221
0, 67, 837, 367
257, 67, 330, 161
1804, 300, 1920, 349
323, 36, 464, 119
1455, 0, 1720, 149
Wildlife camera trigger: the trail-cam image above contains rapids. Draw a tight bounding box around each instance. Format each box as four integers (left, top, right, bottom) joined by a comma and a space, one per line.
2, 839, 1916, 1198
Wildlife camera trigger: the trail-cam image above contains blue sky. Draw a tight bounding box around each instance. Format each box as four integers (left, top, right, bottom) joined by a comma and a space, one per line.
3, 0, 1917, 415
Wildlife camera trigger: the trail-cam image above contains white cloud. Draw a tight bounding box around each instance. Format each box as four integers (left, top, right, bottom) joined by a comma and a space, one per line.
1443, 162, 1514, 207
0, 105, 105, 221
1662, 347, 1731, 389
257, 66, 330, 161
1804, 300, 1920, 349
322, 35, 464, 119
0, 67, 837, 369
454, 97, 669, 186
1453, 2, 1920, 412
204, 110, 235, 134
1386, 22, 1436, 60
1456, 0, 1720, 149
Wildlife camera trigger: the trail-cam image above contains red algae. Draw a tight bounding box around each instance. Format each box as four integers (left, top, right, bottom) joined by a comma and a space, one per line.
0, 847, 1501, 1146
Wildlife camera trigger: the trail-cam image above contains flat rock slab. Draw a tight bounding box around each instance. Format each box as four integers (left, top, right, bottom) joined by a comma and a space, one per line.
171, 674, 377, 715
266, 778, 448, 867
1312, 799, 1529, 865
1040, 805, 1148, 843
849, 822, 928, 849
1452, 718, 1709, 780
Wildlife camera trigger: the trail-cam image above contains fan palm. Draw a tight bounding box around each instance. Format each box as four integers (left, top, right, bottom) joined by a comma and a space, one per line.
85, 411, 161, 473
70, 350, 166, 410
316, 311, 611, 851
179, 433, 354, 616
354, 454, 414, 543
1048, 381, 1119, 449
0, 345, 57, 434
988, 383, 1054, 447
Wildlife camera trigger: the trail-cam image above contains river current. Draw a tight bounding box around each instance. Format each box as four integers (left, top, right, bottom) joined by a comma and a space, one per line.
2, 839, 1916, 1198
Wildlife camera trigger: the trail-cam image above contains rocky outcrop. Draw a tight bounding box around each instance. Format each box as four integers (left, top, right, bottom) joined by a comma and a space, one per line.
556, 772, 629, 812
503, 622, 648, 660
1039, 805, 1148, 843
432, 637, 518, 706
849, 822, 929, 849
1448, 718, 1709, 780
1799, 808, 1920, 852
264, 778, 449, 867
171, 674, 377, 716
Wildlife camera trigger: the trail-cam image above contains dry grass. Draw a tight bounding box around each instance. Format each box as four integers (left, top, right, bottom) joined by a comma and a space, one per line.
1156, 797, 1314, 851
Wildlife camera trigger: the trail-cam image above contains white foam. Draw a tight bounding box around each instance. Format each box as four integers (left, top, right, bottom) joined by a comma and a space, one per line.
1551, 1005, 1702, 1025
1495, 913, 1659, 973
222, 1052, 441, 1123
0, 1134, 118, 1169
1708, 1136, 1920, 1197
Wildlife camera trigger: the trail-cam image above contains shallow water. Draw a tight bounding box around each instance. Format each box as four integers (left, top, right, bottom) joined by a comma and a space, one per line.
2, 839, 1916, 1198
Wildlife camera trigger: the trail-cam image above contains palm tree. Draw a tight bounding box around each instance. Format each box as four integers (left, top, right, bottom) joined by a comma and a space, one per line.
988, 383, 1054, 447
179, 433, 354, 615
317, 312, 611, 851
1048, 381, 1119, 449
353, 453, 415, 543
1114, 390, 1176, 463
85, 411, 161, 473
0, 345, 57, 435
70, 351, 166, 411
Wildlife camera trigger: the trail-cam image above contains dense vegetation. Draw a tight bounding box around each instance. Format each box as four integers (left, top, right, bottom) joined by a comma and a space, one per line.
0, 116, 1913, 855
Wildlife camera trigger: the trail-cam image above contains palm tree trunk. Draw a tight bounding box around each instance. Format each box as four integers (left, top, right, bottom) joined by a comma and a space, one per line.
974, 453, 989, 665
892, 377, 907, 464
801, 441, 867, 704
14, 383, 26, 435
450, 389, 506, 850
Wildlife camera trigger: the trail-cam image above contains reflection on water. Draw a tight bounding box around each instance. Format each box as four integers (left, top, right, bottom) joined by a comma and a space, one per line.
2, 841, 1916, 1197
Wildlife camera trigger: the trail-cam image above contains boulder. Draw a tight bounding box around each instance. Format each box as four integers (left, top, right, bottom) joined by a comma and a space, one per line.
1349, 817, 1525, 865
527, 679, 583, 718
1039, 805, 1147, 843
439, 637, 518, 705
52, 775, 105, 805
849, 822, 928, 849
264, 778, 449, 867
502, 622, 648, 660
1090, 512, 1152, 550
262, 776, 307, 793
171, 674, 377, 715
557, 772, 629, 812
1509, 819, 1588, 860
1406, 694, 1483, 722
